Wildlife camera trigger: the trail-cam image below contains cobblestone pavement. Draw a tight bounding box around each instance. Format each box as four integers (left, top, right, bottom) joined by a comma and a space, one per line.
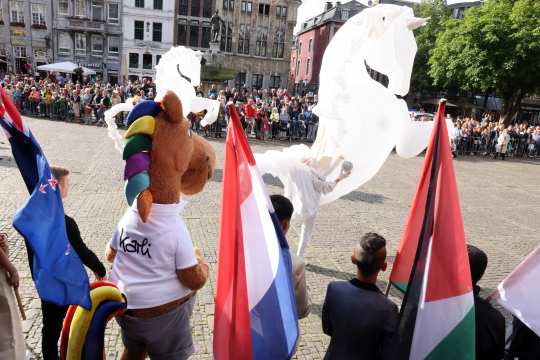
1, 117, 539, 359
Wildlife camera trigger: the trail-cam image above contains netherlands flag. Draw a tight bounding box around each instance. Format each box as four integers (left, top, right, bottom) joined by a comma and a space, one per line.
213, 104, 299, 359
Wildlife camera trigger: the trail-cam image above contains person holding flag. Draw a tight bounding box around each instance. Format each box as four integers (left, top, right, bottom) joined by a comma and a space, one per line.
389, 100, 476, 359
0, 233, 25, 359
0, 86, 95, 360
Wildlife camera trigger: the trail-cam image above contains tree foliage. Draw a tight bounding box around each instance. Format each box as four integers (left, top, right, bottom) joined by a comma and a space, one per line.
429, 0, 540, 122
410, 0, 451, 94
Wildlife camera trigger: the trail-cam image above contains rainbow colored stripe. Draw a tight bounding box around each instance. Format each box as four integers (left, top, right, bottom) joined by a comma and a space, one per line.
60, 281, 127, 360
122, 100, 162, 206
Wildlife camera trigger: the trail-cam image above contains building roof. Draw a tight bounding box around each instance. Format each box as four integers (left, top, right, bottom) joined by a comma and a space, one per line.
297, 1, 367, 35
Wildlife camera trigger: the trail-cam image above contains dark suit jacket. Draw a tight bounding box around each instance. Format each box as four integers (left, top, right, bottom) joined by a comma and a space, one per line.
322, 279, 398, 360
474, 286, 505, 360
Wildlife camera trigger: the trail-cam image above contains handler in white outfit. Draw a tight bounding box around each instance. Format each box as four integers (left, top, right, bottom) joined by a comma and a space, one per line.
292, 157, 352, 257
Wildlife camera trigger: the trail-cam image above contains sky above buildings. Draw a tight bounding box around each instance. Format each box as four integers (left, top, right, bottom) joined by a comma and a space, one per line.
295, 0, 479, 33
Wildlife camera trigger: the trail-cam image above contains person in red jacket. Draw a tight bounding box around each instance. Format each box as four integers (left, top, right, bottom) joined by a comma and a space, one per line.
244, 98, 256, 136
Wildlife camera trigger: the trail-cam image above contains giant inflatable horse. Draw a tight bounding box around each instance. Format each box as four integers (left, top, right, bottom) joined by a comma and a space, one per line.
105, 46, 219, 154
255, 5, 435, 255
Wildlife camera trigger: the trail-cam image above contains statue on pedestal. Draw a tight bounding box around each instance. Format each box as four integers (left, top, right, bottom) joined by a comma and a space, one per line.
210, 10, 225, 43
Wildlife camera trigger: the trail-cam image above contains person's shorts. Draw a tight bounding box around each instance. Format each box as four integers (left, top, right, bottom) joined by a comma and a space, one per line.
116, 296, 196, 360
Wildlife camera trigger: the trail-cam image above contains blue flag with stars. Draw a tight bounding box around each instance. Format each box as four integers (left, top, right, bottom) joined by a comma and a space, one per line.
0, 86, 91, 309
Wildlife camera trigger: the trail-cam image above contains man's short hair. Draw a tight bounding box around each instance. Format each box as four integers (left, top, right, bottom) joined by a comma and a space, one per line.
354, 232, 386, 276
467, 244, 487, 285
51, 166, 69, 180
270, 195, 293, 223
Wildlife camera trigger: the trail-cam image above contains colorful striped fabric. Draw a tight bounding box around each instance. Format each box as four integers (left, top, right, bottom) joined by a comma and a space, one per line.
122, 100, 161, 206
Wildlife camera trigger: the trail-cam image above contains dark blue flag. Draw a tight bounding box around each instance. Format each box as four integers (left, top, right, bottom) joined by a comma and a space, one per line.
0, 87, 91, 309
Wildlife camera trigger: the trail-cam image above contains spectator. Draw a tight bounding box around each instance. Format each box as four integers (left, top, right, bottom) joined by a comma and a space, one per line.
506, 317, 540, 360
244, 98, 257, 136
467, 244, 505, 360
322, 232, 398, 360
40, 167, 107, 360
208, 84, 218, 98
494, 127, 511, 160
0, 233, 25, 359
270, 194, 310, 319
270, 106, 280, 139
71, 90, 81, 123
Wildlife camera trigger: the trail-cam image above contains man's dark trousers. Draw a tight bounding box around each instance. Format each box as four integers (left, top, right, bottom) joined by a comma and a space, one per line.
41, 300, 68, 360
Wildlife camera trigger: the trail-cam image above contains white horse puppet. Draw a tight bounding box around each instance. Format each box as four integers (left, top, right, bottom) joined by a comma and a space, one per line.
105, 46, 220, 153
255, 5, 438, 257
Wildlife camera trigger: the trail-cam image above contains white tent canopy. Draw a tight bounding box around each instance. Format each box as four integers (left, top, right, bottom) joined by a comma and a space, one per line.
37, 61, 96, 75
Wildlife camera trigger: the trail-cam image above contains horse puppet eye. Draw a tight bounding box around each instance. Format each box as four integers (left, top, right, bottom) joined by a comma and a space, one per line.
382, 16, 386, 21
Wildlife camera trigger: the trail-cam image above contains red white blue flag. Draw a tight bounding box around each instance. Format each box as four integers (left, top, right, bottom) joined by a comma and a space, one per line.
213, 104, 299, 359
0, 86, 91, 308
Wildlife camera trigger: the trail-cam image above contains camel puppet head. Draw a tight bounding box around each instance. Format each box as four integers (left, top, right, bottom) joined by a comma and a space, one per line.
122, 90, 215, 222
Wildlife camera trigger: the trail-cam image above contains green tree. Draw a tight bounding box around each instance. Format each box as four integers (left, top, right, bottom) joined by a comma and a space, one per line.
410, 0, 451, 95
429, 0, 540, 124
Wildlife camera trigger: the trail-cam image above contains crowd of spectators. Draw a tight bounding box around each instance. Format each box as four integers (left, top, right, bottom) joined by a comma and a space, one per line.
1, 73, 539, 159
450, 113, 540, 159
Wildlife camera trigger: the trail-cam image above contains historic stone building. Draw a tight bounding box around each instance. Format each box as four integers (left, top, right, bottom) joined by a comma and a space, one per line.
122, 0, 175, 81
207, 0, 301, 89
0, 0, 53, 74
51, 0, 123, 83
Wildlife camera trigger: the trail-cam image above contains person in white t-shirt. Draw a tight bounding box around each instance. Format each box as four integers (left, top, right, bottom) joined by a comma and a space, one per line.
105, 201, 209, 360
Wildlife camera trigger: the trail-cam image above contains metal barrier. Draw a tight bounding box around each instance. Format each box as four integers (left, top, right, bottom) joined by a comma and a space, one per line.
454, 136, 539, 159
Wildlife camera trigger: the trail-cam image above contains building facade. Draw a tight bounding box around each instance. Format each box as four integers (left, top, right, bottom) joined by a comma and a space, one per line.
204, 0, 300, 90
122, 0, 175, 81
51, 0, 123, 83
176, 0, 214, 51
0, 0, 53, 75
291, 1, 365, 92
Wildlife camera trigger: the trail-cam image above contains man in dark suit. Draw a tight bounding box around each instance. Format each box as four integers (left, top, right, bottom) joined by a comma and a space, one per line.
467, 244, 506, 360
322, 232, 398, 360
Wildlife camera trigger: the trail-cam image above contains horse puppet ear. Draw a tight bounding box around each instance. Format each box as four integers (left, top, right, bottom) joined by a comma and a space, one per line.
160, 90, 184, 123
137, 189, 153, 223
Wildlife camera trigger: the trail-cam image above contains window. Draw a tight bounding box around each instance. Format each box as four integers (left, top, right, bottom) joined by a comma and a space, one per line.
177, 22, 187, 45
272, 30, 284, 58
143, 53, 152, 69
220, 22, 232, 52
153, 0, 162, 10
252, 74, 263, 89
341, 9, 349, 20
58, 32, 72, 55
134, 20, 144, 40
9, 1, 24, 24
308, 39, 313, 53
191, 0, 200, 16
108, 36, 120, 54
203, 0, 212, 17
156, 54, 161, 65
238, 24, 249, 54
91, 35, 103, 52
135, 0, 144, 8
58, 0, 69, 16
270, 75, 280, 88
201, 26, 210, 48
223, 0, 234, 11
129, 53, 139, 68
235, 72, 246, 88
92, 1, 103, 21
298, 42, 302, 55
255, 30, 267, 57
276, 5, 287, 18
295, 60, 300, 76
189, 22, 199, 47
179, 0, 188, 15
152, 22, 162, 42
31, 4, 47, 27
258, 3, 269, 15
14, 46, 26, 57
75, 33, 86, 54
306, 58, 310, 76
74, 0, 87, 17
241, 1, 251, 13
108, 3, 119, 23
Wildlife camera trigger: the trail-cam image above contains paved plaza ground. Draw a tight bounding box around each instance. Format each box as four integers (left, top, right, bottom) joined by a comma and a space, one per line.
1, 117, 539, 359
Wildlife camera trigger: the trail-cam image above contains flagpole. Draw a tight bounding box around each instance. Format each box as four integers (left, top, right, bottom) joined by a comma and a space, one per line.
14, 287, 26, 320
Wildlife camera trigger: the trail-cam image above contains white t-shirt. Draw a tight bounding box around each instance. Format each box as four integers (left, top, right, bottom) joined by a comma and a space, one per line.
109, 202, 197, 309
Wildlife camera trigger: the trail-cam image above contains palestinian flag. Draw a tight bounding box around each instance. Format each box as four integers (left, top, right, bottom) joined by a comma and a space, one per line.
391, 101, 475, 359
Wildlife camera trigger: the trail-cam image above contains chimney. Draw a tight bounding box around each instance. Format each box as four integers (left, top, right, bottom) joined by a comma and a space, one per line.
325, 2, 333, 11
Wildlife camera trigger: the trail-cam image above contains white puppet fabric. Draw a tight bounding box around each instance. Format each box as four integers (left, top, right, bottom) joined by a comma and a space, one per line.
104, 46, 220, 154
256, 5, 434, 223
